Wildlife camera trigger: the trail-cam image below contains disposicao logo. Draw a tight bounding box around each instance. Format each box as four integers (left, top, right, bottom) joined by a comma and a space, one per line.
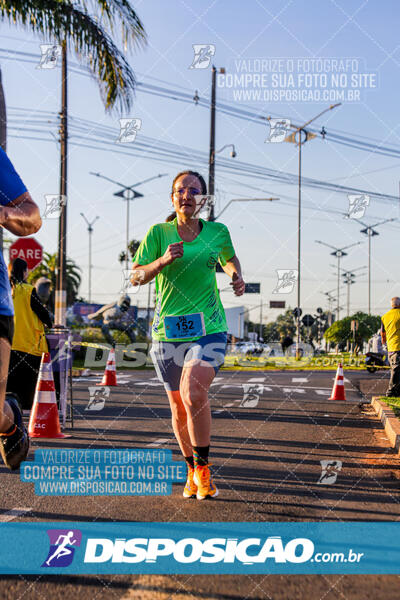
42, 529, 82, 567
83, 536, 314, 564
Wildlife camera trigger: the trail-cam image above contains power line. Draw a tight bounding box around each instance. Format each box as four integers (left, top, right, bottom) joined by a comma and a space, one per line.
3, 47, 400, 159
7, 111, 400, 205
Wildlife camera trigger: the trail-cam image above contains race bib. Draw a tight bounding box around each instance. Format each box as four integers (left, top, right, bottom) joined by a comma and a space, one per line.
164, 312, 206, 339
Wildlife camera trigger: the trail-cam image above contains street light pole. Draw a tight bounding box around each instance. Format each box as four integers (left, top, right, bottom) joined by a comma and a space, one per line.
80, 213, 99, 303
316, 240, 362, 320
124, 189, 134, 271
285, 103, 341, 357
354, 218, 396, 314
89, 172, 168, 269
296, 129, 303, 355
341, 266, 366, 316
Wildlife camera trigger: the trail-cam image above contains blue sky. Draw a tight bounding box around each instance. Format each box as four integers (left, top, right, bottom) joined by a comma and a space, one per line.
1, 0, 399, 321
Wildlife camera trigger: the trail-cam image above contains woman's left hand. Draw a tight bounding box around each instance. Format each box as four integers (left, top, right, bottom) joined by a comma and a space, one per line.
230, 273, 245, 296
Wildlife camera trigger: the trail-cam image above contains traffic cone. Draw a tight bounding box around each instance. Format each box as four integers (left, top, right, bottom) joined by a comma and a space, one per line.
28, 352, 65, 438
329, 363, 346, 401
97, 347, 118, 386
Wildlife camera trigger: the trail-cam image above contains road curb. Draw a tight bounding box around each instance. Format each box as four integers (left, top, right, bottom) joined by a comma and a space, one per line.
371, 397, 400, 455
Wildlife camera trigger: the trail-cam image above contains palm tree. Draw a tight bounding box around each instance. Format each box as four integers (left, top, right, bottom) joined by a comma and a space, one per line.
28, 252, 82, 311
119, 238, 141, 264
0, 1, 147, 120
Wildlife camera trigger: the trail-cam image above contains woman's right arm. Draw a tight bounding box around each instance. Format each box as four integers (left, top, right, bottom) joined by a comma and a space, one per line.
131, 242, 184, 286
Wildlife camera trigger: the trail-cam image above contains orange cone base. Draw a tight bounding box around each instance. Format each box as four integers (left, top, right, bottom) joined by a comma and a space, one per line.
329, 389, 346, 401
96, 375, 117, 386
29, 403, 66, 438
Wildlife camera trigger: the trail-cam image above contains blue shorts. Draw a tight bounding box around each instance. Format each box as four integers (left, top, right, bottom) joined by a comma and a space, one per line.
150, 332, 227, 392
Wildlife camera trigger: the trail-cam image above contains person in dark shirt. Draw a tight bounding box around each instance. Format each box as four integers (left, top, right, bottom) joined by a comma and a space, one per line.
7, 258, 53, 410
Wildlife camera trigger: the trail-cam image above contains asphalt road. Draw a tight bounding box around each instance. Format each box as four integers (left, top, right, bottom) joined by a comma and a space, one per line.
0, 367, 399, 599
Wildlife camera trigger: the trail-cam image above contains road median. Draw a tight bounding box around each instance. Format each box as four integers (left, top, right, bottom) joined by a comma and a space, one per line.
371, 397, 400, 455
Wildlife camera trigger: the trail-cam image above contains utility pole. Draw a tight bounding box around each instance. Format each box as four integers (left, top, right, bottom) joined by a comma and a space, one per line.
55, 40, 68, 326
146, 280, 152, 338
207, 66, 228, 221
0, 67, 6, 254
80, 213, 99, 303
208, 65, 216, 221
259, 298, 263, 341
284, 103, 341, 357
354, 218, 396, 314
316, 240, 361, 320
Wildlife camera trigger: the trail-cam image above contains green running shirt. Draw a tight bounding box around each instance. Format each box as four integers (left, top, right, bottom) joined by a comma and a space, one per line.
133, 217, 235, 341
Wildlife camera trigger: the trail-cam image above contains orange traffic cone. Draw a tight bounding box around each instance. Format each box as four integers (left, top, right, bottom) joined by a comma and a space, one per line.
97, 347, 118, 386
329, 363, 346, 401
29, 352, 66, 438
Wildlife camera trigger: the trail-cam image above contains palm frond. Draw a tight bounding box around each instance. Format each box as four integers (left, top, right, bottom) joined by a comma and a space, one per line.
84, 0, 146, 52
0, 0, 146, 112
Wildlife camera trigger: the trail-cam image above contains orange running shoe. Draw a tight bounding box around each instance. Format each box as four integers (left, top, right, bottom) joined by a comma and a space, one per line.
193, 464, 219, 500
183, 466, 197, 498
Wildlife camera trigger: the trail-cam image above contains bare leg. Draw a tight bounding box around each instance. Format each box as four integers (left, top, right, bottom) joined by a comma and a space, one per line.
0, 337, 16, 432
166, 389, 192, 457
179, 360, 215, 447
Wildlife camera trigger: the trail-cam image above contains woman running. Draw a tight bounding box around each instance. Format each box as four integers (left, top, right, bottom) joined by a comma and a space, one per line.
132, 170, 245, 499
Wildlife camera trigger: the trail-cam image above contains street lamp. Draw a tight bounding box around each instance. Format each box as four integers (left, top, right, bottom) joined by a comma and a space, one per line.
284, 103, 342, 357
213, 143, 237, 158
80, 213, 99, 303
340, 266, 366, 316
89, 172, 168, 270
321, 289, 344, 325
353, 218, 396, 314
316, 240, 361, 320
215, 197, 279, 220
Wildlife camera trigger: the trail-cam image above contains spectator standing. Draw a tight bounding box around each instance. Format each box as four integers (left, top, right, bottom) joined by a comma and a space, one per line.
381, 297, 400, 396
7, 258, 53, 409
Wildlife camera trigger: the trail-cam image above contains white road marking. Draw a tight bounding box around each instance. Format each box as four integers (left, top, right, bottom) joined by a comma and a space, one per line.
247, 377, 266, 382
146, 438, 170, 447
135, 382, 163, 387
0, 508, 32, 522
315, 390, 331, 396
283, 388, 305, 394
220, 383, 334, 391
292, 377, 308, 382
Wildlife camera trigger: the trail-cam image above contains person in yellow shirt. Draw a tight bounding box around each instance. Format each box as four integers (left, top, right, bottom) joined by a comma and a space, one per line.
381, 297, 400, 397
7, 258, 53, 410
